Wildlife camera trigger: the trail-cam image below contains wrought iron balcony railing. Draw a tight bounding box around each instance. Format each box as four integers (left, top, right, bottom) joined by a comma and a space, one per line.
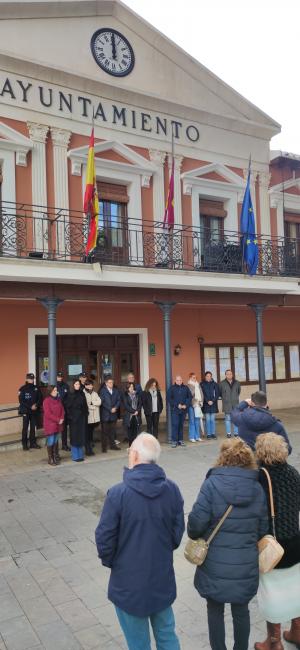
1, 200, 300, 277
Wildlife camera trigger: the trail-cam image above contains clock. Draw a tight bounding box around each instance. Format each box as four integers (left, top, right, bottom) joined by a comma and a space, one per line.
91, 28, 135, 77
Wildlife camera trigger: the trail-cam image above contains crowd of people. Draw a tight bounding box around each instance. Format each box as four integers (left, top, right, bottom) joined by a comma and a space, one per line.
96, 432, 300, 650
18, 368, 291, 466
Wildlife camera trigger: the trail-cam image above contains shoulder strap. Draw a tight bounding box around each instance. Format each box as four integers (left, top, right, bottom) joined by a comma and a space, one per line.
207, 505, 233, 545
260, 467, 277, 538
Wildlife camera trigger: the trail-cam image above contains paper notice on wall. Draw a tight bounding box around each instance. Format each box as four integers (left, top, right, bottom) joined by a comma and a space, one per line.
68, 364, 83, 376
289, 345, 300, 378
248, 347, 258, 381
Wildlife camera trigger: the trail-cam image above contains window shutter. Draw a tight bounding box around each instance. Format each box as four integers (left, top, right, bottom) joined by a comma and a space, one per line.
199, 199, 227, 218
97, 182, 129, 203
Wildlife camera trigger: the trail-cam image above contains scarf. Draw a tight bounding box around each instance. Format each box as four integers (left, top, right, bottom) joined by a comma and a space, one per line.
188, 379, 202, 403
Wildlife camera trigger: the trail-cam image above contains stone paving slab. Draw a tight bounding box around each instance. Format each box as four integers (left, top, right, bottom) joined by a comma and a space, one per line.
0, 418, 299, 649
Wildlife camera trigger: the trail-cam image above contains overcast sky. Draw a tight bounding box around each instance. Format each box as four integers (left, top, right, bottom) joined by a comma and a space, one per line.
124, 0, 299, 154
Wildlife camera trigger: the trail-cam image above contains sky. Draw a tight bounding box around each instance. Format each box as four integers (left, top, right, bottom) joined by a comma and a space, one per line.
123, 0, 300, 154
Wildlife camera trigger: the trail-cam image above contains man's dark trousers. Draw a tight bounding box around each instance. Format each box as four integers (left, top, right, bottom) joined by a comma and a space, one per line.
22, 413, 36, 448
171, 411, 186, 443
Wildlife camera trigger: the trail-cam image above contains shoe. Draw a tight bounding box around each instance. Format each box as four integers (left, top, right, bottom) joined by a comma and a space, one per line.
22, 445, 29, 451
114, 440, 120, 445
102, 449, 107, 454
196, 438, 203, 442
171, 442, 177, 448
30, 442, 41, 449
178, 441, 186, 447
226, 434, 232, 438
86, 450, 95, 456
206, 435, 212, 440
211, 434, 217, 440
189, 439, 196, 443
283, 617, 300, 645
111, 445, 121, 451
255, 622, 284, 650
47, 445, 56, 466
74, 458, 84, 462
62, 445, 71, 451
234, 434, 239, 437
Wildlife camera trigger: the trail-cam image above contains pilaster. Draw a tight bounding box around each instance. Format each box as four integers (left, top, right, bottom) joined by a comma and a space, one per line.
258, 172, 271, 237
27, 122, 49, 252
168, 154, 183, 225
149, 149, 166, 224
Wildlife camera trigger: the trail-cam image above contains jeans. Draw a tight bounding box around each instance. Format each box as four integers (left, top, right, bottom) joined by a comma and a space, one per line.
206, 598, 250, 650
71, 445, 84, 461
225, 413, 238, 436
46, 434, 58, 446
188, 407, 200, 440
205, 413, 216, 437
115, 605, 180, 650
171, 411, 186, 443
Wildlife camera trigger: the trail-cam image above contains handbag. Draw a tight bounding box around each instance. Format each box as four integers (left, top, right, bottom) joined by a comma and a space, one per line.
184, 505, 233, 566
258, 467, 284, 574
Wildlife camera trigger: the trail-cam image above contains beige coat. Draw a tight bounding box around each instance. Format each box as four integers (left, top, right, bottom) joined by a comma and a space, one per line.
84, 390, 101, 424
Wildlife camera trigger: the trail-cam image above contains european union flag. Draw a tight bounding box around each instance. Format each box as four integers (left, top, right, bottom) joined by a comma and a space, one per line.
240, 169, 258, 275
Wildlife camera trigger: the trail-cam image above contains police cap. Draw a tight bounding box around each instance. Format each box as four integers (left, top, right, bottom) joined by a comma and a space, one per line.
26, 373, 35, 380
57, 371, 64, 377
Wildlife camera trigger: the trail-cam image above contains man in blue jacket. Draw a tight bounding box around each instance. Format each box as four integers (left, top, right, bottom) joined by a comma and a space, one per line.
99, 377, 121, 452
231, 390, 292, 454
95, 433, 184, 650
166, 375, 192, 448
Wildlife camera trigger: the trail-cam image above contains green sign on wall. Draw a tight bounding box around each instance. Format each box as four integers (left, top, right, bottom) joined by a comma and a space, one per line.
149, 343, 156, 356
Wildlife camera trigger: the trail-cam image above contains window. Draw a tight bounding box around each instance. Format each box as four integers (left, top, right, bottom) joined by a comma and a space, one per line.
201, 343, 300, 384
200, 199, 226, 246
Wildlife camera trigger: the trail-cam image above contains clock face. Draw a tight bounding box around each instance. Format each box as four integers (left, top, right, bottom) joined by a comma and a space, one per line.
91, 28, 135, 77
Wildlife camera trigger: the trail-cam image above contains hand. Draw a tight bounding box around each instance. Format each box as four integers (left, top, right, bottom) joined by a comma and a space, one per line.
178, 404, 182, 409
31, 404, 37, 410
245, 398, 253, 406
208, 401, 213, 406
134, 411, 138, 416
181, 405, 187, 409
59, 419, 64, 424
111, 32, 117, 60
111, 407, 117, 413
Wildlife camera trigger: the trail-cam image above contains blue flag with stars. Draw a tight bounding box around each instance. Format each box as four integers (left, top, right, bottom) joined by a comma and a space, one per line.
240, 169, 258, 275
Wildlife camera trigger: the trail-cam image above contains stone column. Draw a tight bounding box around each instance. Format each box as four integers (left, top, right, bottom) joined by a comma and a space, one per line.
50, 128, 72, 258
149, 150, 166, 224
168, 154, 183, 225
154, 301, 176, 443
27, 122, 49, 253
249, 304, 267, 393
37, 297, 64, 385
258, 172, 271, 237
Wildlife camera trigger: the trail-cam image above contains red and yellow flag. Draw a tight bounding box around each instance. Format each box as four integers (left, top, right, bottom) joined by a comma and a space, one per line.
163, 158, 175, 229
84, 129, 99, 254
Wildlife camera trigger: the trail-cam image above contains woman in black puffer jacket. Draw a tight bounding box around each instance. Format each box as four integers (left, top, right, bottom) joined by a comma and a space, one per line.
188, 438, 268, 650
255, 432, 300, 650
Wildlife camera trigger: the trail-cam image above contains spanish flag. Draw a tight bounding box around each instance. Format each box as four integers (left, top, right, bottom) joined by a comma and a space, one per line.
84, 129, 99, 254
163, 158, 175, 229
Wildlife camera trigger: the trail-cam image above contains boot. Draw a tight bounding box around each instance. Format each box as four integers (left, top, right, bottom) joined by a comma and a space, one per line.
54, 442, 61, 463
47, 445, 55, 466
255, 622, 284, 650
284, 617, 300, 645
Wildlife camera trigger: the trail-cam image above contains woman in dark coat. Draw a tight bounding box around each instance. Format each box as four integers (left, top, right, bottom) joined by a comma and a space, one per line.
254, 433, 300, 650
66, 379, 88, 462
187, 437, 268, 650
201, 371, 220, 439
141, 378, 163, 438
122, 382, 142, 446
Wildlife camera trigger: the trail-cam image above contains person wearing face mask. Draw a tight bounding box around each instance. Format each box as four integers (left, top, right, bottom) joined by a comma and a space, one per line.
122, 382, 142, 447
187, 373, 204, 442
84, 378, 101, 456
66, 379, 89, 462
42, 385, 65, 466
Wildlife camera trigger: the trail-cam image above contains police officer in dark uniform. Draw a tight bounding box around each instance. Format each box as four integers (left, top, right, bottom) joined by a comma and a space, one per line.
78, 372, 87, 391
56, 371, 70, 451
18, 373, 42, 450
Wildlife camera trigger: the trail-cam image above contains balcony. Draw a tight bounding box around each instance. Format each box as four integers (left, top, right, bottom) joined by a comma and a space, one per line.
1, 200, 300, 278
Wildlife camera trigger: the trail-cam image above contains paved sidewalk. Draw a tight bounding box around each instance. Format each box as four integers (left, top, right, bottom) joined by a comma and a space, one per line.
0, 415, 299, 649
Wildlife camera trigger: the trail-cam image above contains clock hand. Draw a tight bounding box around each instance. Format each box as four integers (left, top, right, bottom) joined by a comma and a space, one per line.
111, 33, 117, 60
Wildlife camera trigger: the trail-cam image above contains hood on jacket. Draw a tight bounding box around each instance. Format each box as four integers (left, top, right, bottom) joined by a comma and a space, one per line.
240, 406, 279, 432
207, 467, 259, 507
123, 463, 168, 499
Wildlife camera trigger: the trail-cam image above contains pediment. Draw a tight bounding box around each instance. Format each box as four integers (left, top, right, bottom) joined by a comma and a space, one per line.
0, 1, 280, 136
182, 162, 245, 186
0, 121, 32, 165
270, 177, 300, 194
69, 139, 153, 169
